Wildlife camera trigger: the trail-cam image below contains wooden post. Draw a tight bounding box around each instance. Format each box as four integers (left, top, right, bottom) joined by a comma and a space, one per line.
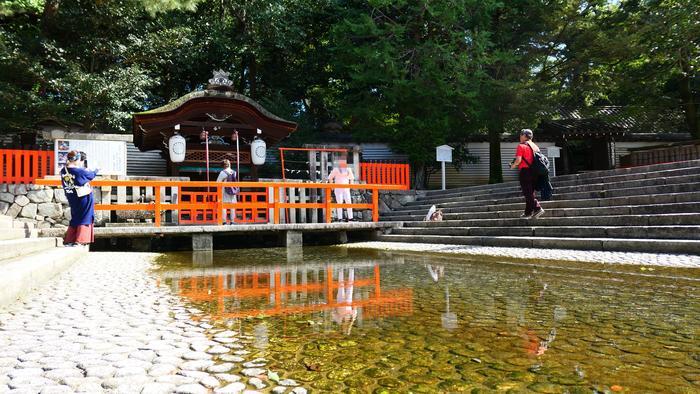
268, 186, 275, 224
325, 186, 332, 223
320, 151, 328, 182
372, 187, 379, 222
100, 186, 111, 224
311, 186, 318, 223
117, 184, 127, 205
288, 186, 297, 224
154, 187, 162, 227
216, 184, 224, 225
271, 186, 279, 224
278, 187, 286, 224
299, 187, 307, 223
309, 150, 317, 182
352, 146, 360, 180
31, 151, 39, 183
171, 186, 179, 225
13, 151, 21, 184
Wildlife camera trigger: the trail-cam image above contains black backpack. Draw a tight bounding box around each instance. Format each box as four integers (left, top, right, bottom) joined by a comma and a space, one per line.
523, 143, 550, 177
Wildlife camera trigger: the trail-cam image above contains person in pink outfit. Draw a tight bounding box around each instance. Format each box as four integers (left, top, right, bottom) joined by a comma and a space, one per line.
328, 159, 355, 221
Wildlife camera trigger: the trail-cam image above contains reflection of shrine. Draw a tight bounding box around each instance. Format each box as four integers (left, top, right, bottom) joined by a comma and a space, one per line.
167, 264, 412, 321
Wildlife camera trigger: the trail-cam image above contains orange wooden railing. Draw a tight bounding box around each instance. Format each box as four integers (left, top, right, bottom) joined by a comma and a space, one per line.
34, 179, 406, 226
178, 190, 268, 224
360, 162, 410, 190
0, 149, 54, 184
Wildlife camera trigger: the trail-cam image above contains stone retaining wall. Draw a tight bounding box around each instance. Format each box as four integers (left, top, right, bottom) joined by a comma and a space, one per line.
378, 189, 426, 213
0, 184, 71, 229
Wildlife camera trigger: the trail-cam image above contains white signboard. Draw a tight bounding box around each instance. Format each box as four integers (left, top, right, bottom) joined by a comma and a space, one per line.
436, 144, 454, 190
546, 146, 561, 158
55, 139, 127, 175
436, 144, 453, 163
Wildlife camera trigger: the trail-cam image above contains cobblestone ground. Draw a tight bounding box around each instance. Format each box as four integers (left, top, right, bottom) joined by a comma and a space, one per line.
342, 242, 700, 268
0, 252, 307, 394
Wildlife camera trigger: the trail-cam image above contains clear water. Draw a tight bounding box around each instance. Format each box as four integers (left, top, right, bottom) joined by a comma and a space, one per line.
153, 248, 700, 393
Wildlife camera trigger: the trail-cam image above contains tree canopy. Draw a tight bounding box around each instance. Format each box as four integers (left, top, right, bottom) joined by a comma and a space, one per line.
1, 0, 697, 187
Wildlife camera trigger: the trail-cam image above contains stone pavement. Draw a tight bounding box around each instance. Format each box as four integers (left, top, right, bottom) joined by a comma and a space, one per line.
342, 241, 700, 268
0, 252, 307, 394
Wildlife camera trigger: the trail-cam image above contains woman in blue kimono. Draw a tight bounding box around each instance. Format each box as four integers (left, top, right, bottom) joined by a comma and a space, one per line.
60, 151, 99, 246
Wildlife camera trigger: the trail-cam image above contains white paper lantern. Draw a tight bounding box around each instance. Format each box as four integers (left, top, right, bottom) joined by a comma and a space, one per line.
251, 137, 266, 165
169, 133, 186, 163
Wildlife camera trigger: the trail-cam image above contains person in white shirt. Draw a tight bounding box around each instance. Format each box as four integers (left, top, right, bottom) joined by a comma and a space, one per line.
216, 159, 237, 225
328, 159, 355, 221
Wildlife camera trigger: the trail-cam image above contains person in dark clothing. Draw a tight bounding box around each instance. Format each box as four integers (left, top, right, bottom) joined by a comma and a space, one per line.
60, 150, 99, 246
510, 129, 545, 219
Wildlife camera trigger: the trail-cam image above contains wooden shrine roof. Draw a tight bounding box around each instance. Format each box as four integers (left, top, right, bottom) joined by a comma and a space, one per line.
132, 89, 297, 151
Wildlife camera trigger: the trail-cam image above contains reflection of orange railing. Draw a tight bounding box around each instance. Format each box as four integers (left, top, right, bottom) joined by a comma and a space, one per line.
35, 179, 406, 226
0, 149, 53, 184
175, 265, 413, 320
360, 162, 410, 190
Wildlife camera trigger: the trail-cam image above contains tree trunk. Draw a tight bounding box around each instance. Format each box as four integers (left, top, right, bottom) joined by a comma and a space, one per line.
41, 0, 60, 36
248, 54, 257, 99
413, 162, 427, 190
679, 55, 699, 139
238, 57, 247, 93
488, 123, 503, 184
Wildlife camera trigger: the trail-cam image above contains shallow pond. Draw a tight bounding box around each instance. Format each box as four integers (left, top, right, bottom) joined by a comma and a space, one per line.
154, 247, 700, 393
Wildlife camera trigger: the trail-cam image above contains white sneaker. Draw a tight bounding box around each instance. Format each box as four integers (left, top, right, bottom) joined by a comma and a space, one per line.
532, 209, 545, 219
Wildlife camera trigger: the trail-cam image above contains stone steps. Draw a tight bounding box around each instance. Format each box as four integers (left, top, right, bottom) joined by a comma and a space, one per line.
422, 165, 700, 202
375, 234, 700, 254
404, 173, 700, 207
378, 160, 700, 253
386, 201, 700, 221
390, 225, 700, 240
0, 237, 61, 262
0, 245, 87, 305
423, 159, 700, 198
389, 181, 700, 213
0, 228, 32, 241
0, 214, 13, 228
399, 213, 700, 228
385, 191, 700, 216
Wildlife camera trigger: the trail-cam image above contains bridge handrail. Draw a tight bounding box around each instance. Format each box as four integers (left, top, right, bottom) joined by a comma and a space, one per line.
34, 178, 405, 226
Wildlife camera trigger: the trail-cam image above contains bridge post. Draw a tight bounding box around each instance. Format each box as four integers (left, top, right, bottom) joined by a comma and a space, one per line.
192, 233, 213, 251
285, 231, 303, 248
337, 231, 348, 244
131, 238, 151, 252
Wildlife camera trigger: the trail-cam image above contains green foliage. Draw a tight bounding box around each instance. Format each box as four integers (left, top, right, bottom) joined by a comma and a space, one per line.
0, 0, 697, 182
329, 0, 484, 186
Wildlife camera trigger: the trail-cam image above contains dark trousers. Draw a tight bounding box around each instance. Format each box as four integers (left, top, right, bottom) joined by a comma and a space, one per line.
519, 168, 541, 215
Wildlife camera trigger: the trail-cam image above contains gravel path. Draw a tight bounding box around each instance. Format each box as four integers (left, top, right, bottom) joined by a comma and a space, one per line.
341, 241, 700, 268
0, 252, 306, 394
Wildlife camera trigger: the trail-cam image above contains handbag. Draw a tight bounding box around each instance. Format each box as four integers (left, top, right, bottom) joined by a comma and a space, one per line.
75, 183, 92, 197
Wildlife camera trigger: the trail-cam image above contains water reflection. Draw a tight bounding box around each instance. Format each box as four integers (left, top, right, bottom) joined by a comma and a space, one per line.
160, 260, 413, 335
154, 249, 700, 393
192, 250, 213, 266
